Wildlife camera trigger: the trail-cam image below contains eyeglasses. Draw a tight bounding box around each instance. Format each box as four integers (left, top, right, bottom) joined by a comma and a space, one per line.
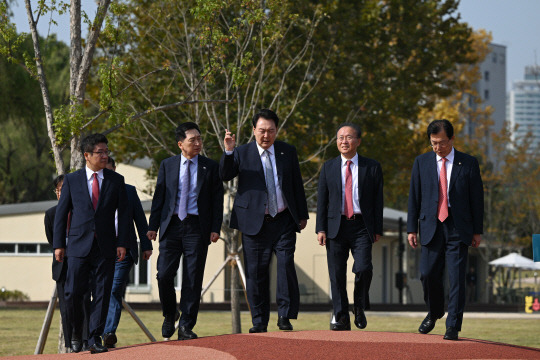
88, 150, 111, 157
429, 140, 451, 148
337, 136, 357, 142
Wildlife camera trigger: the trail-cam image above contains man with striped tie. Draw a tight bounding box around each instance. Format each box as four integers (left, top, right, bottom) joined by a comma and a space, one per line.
220, 109, 309, 333
407, 119, 484, 341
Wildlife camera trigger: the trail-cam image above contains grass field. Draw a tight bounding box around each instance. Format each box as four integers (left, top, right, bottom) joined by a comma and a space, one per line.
0, 309, 538, 356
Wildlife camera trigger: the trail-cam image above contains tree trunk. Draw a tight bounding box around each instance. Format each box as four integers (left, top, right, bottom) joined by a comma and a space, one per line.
231, 259, 241, 334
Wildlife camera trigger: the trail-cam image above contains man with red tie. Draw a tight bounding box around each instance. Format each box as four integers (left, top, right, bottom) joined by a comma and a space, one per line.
53, 133, 129, 353
407, 119, 484, 341
316, 123, 384, 331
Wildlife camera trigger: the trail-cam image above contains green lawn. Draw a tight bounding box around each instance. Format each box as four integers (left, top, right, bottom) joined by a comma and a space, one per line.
0, 309, 538, 356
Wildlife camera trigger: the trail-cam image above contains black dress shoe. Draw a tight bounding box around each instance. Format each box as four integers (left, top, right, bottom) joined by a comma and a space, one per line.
89, 342, 109, 354
418, 314, 437, 334
330, 317, 351, 331
103, 332, 117, 348
82, 341, 90, 352
178, 326, 198, 340
353, 308, 367, 329
277, 316, 293, 331
71, 336, 83, 353
249, 325, 268, 333
162, 310, 180, 338
443, 327, 459, 341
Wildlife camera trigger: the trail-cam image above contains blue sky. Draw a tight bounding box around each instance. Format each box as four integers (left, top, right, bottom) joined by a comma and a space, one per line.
11, 1, 540, 92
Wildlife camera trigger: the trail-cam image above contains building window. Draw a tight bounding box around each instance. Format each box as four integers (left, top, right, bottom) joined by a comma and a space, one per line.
0, 244, 16, 253
484, 90, 490, 100
492, 53, 497, 63
0, 243, 51, 256
484, 71, 490, 81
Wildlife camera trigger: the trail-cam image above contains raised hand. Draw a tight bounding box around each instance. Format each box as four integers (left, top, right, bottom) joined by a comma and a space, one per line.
224, 129, 236, 151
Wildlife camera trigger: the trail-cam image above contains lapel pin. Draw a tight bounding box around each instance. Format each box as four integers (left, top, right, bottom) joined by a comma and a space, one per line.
281, 152, 284, 155
203, 166, 206, 169
458, 162, 462, 165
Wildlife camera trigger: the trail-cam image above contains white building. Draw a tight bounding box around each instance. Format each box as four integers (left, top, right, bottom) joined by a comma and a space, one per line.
508, 65, 540, 152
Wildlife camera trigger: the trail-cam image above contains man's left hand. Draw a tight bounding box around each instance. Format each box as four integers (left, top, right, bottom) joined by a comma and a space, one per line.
210, 232, 220, 243
142, 250, 152, 260
471, 234, 482, 248
299, 219, 307, 230
117, 247, 126, 261
375, 234, 381, 243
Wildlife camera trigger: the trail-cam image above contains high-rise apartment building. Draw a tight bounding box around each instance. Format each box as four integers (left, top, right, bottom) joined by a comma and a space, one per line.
508, 65, 540, 152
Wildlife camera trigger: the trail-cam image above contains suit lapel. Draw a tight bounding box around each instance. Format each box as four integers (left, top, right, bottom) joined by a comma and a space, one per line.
79, 169, 94, 209
449, 149, 463, 192
332, 156, 342, 197
169, 155, 181, 198
195, 156, 206, 196
274, 142, 284, 188
97, 169, 112, 210
427, 152, 438, 201
248, 141, 265, 183
356, 155, 366, 202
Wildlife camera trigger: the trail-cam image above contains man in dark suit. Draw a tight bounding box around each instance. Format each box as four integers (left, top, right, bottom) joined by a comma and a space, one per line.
53, 133, 129, 354
316, 123, 383, 331
220, 109, 309, 333
147, 122, 223, 340
102, 157, 153, 348
44, 175, 72, 349
45, 175, 92, 352
407, 119, 484, 341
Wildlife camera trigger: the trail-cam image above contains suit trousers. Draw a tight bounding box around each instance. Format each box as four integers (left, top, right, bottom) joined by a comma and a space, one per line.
103, 252, 134, 335
156, 216, 208, 329
55, 267, 72, 347
420, 213, 469, 331
65, 240, 115, 346
242, 210, 300, 327
326, 216, 373, 323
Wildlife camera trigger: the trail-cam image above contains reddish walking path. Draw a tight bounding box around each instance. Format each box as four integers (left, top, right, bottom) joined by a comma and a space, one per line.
4, 331, 540, 360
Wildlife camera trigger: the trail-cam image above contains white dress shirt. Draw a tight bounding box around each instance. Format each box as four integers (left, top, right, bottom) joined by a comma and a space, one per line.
341, 154, 361, 214
174, 154, 199, 216
436, 147, 454, 207
257, 143, 287, 214
85, 166, 103, 201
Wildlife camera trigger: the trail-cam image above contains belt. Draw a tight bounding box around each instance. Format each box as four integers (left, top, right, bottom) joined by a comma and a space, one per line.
264, 210, 287, 222
172, 214, 199, 221
341, 214, 363, 221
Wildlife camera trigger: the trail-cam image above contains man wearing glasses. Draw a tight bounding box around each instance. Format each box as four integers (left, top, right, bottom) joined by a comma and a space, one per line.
316, 123, 383, 331
53, 133, 129, 353
407, 119, 484, 341
147, 122, 223, 341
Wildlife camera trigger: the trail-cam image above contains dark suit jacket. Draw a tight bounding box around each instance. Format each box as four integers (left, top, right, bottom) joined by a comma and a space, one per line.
407, 149, 484, 246
316, 155, 384, 241
148, 154, 224, 242
53, 168, 129, 258
220, 141, 309, 236
125, 184, 152, 264
45, 205, 65, 281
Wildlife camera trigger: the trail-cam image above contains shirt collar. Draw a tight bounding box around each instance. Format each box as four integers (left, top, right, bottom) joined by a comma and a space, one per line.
341, 153, 358, 167
436, 147, 455, 163
181, 154, 198, 166
86, 166, 104, 181
257, 143, 275, 157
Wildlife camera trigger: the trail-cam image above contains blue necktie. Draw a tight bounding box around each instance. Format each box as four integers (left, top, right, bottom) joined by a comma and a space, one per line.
179, 160, 191, 220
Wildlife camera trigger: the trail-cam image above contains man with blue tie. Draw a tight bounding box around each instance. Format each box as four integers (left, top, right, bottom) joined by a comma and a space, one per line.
407, 119, 484, 341
53, 133, 129, 354
220, 109, 309, 333
147, 122, 223, 340
316, 123, 383, 331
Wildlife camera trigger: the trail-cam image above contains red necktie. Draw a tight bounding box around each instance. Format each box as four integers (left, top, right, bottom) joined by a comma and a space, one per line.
345, 160, 354, 218
437, 158, 448, 222
92, 173, 99, 210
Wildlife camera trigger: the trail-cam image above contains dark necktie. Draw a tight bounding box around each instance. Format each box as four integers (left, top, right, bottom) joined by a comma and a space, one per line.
92, 173, 99, 210
344, 160, 354, 218
437, 157, 449, 222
